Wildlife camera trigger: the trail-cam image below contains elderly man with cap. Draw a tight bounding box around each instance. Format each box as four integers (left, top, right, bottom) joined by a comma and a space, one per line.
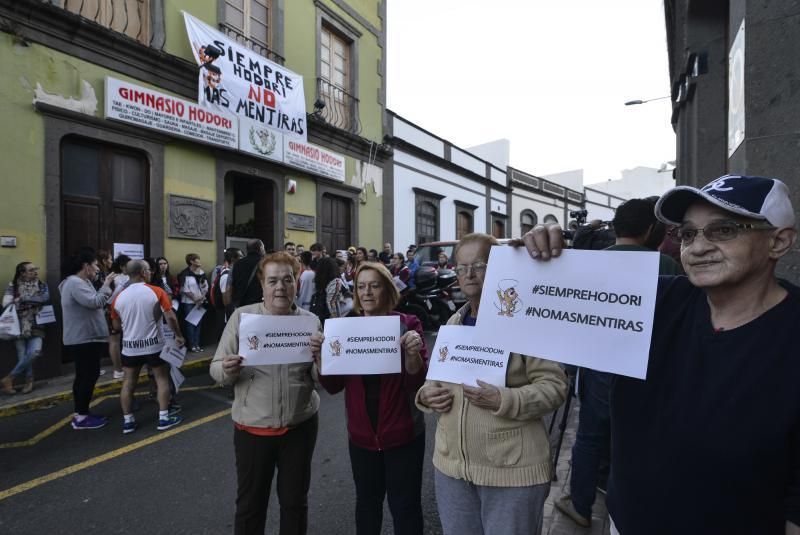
521, 175, 800, 535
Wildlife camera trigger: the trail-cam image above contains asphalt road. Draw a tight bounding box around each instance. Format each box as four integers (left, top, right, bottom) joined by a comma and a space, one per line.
0, 334, 444, 535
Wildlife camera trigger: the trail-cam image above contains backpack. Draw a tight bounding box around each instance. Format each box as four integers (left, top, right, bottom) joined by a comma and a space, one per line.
309, 288, 330, 324
209, 268, 229, 310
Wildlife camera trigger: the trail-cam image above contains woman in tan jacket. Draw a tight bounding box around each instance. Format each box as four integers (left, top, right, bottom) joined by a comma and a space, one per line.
210, 251, 320, 535
416, 233, 567, 535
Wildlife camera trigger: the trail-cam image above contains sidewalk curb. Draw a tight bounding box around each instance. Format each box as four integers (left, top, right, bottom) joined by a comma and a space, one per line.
0, 357, 213, 418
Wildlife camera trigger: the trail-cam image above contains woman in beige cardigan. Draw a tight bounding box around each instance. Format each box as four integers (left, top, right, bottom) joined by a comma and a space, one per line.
416, 233, 567, 535
210, 251, 320, 535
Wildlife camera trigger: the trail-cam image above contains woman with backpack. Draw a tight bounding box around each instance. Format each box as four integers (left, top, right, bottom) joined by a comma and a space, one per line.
2, 262, 50, 394
311, 257, 352, 322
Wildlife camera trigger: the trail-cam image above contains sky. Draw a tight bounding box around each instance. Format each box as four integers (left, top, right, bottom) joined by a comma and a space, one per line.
386, 0, 675, 184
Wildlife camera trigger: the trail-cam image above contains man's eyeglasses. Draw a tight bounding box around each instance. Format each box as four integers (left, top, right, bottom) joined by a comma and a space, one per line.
454, 262, 488, 276
668, 220, 776, 245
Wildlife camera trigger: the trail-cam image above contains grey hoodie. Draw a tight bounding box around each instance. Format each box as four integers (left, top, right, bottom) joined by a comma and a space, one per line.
59, 275, 112, 345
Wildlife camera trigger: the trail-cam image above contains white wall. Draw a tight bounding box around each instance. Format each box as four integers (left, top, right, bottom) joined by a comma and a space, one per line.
393, 118, 444, 158
544, 169, 584, 191
450, 147, 486, 176
393, 150, 488, 248
511, 190, 566, 237
585, 166, 675, 199
468, 139, 510, 170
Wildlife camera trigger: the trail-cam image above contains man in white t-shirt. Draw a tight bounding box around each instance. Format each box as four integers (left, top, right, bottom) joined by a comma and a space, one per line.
111, 260, 185, 435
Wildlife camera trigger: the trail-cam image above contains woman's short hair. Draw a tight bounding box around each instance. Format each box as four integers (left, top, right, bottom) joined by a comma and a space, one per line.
353, 262, 400, 313
394, 252, 405, 263
185, 253, 199, 266
64, 247, 97, 277
258, 251, 300, 281
111, 254, 131, 274
314, 256, 340, 290
453, 233, 499, 262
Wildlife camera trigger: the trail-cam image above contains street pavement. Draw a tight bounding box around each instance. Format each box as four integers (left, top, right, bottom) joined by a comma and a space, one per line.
0, 332, 609, 535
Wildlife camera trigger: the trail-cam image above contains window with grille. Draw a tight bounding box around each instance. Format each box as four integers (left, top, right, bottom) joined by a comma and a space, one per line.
223, 0, 271, 51
521, 210, 537, 235
320, 25, 351, 124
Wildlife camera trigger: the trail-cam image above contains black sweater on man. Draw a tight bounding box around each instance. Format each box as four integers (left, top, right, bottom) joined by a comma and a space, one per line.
608, 276, 800, 534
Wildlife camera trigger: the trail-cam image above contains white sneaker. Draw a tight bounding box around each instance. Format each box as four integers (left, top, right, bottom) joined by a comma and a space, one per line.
113, 370, 125, 380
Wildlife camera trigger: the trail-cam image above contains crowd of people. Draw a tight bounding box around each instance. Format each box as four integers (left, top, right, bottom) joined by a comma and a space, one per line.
1, 174, 798, 535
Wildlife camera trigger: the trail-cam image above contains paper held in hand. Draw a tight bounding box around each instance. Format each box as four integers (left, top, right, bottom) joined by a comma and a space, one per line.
238, 313, 318, 366
159, 340, 187, 368
321, 316, 401, 375
476, 247, 659, 379
35, 305, 57, 325
185, 305, 206, 326
426, 325, 510, 387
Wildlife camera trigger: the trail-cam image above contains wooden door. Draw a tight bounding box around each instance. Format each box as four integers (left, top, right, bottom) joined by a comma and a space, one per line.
320, 193, 351, 252
61, 138, 148, 263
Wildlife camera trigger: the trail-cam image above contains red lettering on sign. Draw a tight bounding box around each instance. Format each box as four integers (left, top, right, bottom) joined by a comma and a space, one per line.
247, 85, 277, 108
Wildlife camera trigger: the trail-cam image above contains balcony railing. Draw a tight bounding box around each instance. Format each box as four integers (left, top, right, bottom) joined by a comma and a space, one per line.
218, 23, 285, 65
61, 0, 155, 47
315, 78, 361, 135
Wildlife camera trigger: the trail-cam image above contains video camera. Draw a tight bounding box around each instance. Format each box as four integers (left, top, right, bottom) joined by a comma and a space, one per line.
569, 209, 588, 226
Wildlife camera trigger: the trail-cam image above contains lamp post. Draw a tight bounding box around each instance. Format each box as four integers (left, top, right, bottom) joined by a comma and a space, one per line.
624, 96, 671, 106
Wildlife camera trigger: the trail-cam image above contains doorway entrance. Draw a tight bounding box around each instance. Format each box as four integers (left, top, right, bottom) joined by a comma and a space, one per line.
224, 173, 276, 251
320, 193, 352, 252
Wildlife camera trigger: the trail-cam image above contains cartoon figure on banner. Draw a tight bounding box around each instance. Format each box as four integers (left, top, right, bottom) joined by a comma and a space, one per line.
329, 337, 342, 357
495, 279, 522, 317
247, 334, 260, 351
204, 64, 223, 90
438, 345, 449, 362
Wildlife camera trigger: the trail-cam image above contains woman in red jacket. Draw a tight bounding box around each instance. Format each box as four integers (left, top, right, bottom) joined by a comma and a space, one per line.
311, 262, 428, 535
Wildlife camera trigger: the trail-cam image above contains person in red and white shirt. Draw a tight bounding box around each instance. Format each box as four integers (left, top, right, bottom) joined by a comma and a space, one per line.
110, 259, 185, 434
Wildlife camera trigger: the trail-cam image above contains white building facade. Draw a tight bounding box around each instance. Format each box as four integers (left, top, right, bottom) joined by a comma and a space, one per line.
383, 112, 510, 248
509, 167, 584, 236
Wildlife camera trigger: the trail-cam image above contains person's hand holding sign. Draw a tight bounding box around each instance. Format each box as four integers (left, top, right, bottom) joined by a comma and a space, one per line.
418, 385, 454, 413
509, 223, 565, 260
309, 332, 324, 368
462, 380, 502, 411
222, 355, 244, 377
401, 330, 424, 374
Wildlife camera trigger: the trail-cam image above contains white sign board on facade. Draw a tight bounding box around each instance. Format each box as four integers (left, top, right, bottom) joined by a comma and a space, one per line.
105, 77, 238, 149
476, 247, 659, 379
238, 117, 284, 163
284, 138, 346, 182
728, 20, 745, 157
113, 242, 145, 260
184, 12, 307, 140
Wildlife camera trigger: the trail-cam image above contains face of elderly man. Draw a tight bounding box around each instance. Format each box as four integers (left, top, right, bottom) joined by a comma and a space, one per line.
454, 240, 489, 302
680, 202, 777, 290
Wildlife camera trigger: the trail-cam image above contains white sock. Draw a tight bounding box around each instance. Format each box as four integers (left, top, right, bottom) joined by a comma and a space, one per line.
159, 410, 169, 420
123, 414, 135, 424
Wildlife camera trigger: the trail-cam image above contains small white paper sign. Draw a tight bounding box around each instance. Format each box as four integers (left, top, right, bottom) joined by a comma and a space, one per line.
35, 305, 57, 325
113, 242, 144, 260
322, 316, 401, 375
426, 325, 510, 387
171, 299, 179, 312
170, 365, 185, 393
393, 276, 407, 292
160, 340, 187, 368
238, 313, 318, 366
185, 305, 206, 326
162, 322, 175, 342
477, 247, 659, 379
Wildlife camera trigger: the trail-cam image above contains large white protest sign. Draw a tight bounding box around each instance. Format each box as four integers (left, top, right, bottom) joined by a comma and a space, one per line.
239, 314, 318, 366
184, 12, 307, 140
476, 247, 658, 379
321, 316, 401, 375
426, 325, 510, 387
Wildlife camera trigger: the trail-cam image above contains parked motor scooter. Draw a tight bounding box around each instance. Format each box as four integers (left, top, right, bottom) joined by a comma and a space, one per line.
409, 266, 457, 329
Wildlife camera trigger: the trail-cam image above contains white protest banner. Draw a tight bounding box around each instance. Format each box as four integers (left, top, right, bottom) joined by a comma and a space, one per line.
426, 325, 510, 387
476, 247, 659, 379
113, 243, 144, 260
322, 316, 401, 375
160, 340, 187, 368
185, 305, 206, 326
171, 366, 185, 393
184, 12, 307, 140
105, 77, 238, 149
35, 305, 57, 325
238, 313, 318, 366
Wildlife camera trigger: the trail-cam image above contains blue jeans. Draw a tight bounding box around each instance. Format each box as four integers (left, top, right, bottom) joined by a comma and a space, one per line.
569, 368, 613, 518
181, 303, 202, 348
12, 336, 43, 380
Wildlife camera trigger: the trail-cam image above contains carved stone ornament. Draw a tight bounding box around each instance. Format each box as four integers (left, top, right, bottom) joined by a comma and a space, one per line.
168, 195, 213, 241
